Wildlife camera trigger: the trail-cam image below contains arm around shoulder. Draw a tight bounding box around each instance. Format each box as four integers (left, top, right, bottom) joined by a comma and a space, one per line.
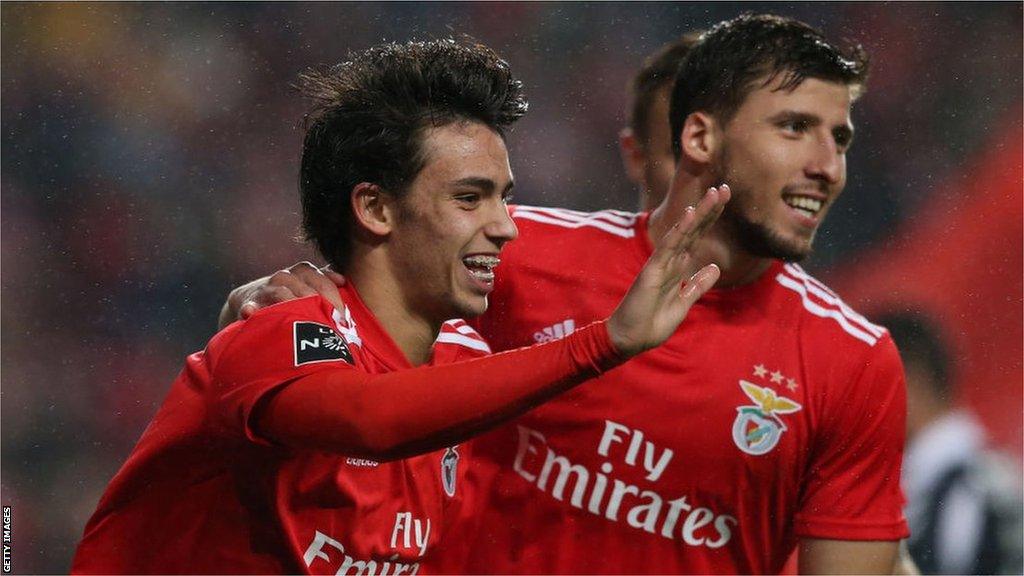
251, 320, 623, 461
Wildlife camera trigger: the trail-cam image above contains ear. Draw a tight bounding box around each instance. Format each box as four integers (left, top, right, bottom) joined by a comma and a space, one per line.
350, 182, 395, 237
679, 111, 718, 165
617, 127, 646, 187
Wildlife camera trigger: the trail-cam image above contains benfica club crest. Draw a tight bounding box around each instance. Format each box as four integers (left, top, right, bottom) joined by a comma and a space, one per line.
732, 380, 802, 455
441, 446, 459, 497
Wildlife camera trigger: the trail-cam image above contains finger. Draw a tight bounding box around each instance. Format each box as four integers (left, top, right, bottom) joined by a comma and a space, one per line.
291, 262, 340, 292
679, 263, 721, 307
651, 206, 697, 266
675, 184, 729, 251
287, 261, 322, 278
240, 301, 259, 320
663, 186, 718, 256
652, 184, 730, 271
290, 262, 338, 297
293, 264, 346, 313
689, 185, 727, 237
267, 269, 318, 299
253, 285, 301, 309
321, 267, 347, 286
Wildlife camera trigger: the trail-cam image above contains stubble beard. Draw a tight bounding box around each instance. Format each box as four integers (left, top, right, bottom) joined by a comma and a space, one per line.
710, 148, 813, 263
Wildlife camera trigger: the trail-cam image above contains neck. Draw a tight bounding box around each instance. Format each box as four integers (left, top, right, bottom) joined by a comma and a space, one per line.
346, 252, 439, 366
647, 174, 772, 288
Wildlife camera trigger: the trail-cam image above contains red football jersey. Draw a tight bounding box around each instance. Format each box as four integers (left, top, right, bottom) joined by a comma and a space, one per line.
458, 206, 909, 574
72, 283, 489, 574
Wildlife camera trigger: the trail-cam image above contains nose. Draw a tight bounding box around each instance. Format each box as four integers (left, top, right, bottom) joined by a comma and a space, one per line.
486, 202, 519, 248
806, 134, 844, 186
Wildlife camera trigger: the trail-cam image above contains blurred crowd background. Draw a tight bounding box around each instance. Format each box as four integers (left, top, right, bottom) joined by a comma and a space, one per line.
2, 3, 1021, 574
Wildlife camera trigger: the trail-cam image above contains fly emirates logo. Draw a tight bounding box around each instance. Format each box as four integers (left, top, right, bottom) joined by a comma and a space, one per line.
303, 512, 429, 575
513, 420, 737, 548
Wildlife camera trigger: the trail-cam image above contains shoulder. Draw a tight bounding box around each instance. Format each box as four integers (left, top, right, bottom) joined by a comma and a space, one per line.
509, 204, 641, 241
209, 295, 332, 346
434, 319, 492, 361
502, 205, 646, 276
766, 265, 905, 422
207, 295, 357, 375
771, 263, 890, 351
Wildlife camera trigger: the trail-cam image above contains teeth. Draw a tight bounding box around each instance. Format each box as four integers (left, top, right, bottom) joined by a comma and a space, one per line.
784, 196, 823, 214
462, 255, 500, 270
467, 268, 495, 282
463, 255, 499, 283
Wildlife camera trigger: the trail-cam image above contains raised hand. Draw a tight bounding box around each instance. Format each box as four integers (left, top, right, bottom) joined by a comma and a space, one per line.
606, 185, 730, 357
217, 261, 346, 329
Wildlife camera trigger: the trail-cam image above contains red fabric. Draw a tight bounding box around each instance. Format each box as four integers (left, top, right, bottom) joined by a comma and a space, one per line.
72, 282, 620, 574
257, 309, 621, 460
447, 207, 908, 574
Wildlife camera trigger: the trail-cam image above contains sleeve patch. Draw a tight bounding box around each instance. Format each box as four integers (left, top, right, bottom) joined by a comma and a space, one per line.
293, 321, 354, 366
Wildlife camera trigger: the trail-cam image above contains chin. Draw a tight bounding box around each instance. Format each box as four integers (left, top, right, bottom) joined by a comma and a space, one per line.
730, 216, 815, 262
453, 295, 489, 319
763, 235, 813, 262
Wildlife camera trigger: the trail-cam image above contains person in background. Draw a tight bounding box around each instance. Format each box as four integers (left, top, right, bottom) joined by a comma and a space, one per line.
879, 310, 1023, 575
618, 31, 701, 212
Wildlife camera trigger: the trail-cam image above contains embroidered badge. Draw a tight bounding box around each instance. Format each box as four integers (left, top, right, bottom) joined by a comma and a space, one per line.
441, 446, 459, 497
293, 321, 354, 366
731, 380, 802, 455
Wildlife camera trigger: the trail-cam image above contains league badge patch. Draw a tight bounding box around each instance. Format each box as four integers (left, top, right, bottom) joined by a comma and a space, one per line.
293, 321, 354, 366
441, 446, 459, 497
732, 380, 802, 455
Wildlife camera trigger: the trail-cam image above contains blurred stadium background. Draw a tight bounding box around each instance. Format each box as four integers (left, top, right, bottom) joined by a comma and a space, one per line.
1, 3, 1020, 573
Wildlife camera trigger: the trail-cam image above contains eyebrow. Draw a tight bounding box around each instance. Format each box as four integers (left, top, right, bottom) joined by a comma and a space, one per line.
768, 110, 855, 144
767, 110, 821, 127
452, 176, 515, 194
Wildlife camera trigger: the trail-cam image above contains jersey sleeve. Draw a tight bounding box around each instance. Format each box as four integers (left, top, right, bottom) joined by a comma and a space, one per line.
206, 297, 358, 446
250, 320, 622, 460
794, 335, 910, 540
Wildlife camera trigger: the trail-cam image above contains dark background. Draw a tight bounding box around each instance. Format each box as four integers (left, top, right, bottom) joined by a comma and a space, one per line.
2, 3, 1021, 573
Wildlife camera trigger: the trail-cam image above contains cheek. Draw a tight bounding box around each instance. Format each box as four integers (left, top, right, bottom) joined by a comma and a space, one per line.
754, 145, 797, 179
728, 133, 792, 176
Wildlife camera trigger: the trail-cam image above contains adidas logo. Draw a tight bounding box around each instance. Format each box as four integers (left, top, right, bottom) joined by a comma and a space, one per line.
533, 319, 576, 343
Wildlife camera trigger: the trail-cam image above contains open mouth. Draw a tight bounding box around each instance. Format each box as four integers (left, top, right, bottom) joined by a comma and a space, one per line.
783, 194, 824, 219
462, 255, 500, 283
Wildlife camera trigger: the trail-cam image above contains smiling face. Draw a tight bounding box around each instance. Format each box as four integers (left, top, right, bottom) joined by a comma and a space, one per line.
710, 76, 855, 262
388, 121, 517, 323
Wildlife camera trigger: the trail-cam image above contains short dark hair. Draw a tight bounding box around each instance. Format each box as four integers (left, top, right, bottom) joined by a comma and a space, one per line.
298, 38, 528, 271
877, 310, 953, 399
627, 32, 701, 145
669, 13, 869, 157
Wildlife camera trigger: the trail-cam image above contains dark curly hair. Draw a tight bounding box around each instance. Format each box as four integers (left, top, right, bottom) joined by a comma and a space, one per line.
297, 38, 528, 271
669, 13, 869, 158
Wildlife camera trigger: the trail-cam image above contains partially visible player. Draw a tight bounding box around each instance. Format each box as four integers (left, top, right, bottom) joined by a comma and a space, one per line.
220, 14, 909, 574
618, 32, 701, 211
881, 311, 1023, 575
71, 38, 730, 574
